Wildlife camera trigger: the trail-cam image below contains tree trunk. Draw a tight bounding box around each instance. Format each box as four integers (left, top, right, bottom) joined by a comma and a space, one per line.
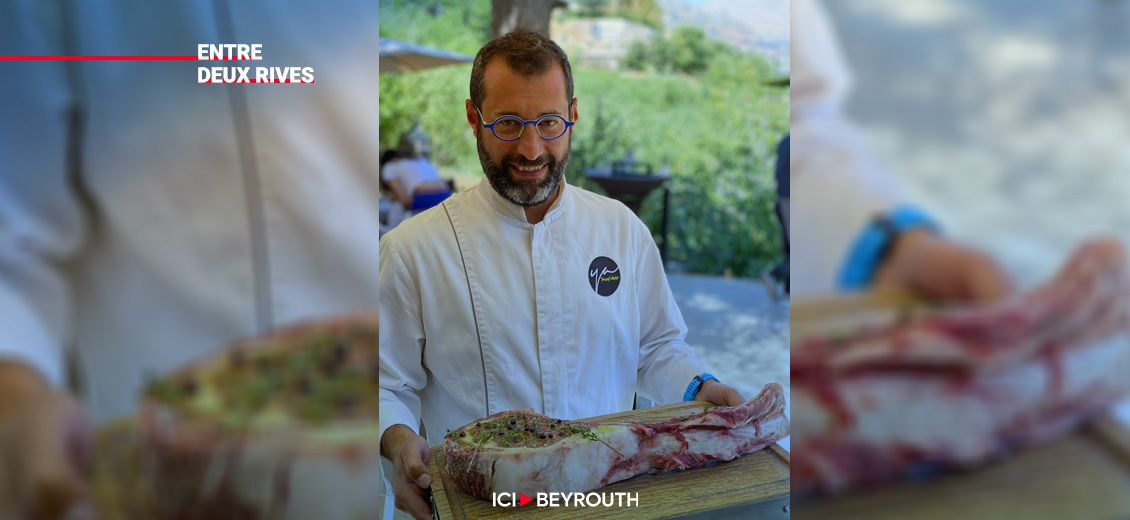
491, 0, 567, 38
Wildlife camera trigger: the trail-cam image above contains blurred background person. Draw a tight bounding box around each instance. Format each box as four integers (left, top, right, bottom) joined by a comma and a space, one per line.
767, 133, 790, 295
380, 125, 453, 222
0, 1, 378, 517
380, 148, 408, 233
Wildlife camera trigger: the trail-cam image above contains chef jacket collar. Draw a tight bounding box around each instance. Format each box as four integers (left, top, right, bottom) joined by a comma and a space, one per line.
478, 176, 571, 227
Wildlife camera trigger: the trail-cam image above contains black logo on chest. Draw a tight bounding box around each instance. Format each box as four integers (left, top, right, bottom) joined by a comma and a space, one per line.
588, 256, 621, 297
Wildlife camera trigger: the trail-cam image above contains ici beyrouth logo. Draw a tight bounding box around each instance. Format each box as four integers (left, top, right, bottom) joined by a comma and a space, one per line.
491, 492, 534, 508
491, 491, 639, 508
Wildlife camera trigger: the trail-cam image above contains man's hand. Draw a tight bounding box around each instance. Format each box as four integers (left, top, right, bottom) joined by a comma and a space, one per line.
696, 380, 744, 406
874, 229, 1013, 304
380, 424, 433, 520
0, 361, 93, 519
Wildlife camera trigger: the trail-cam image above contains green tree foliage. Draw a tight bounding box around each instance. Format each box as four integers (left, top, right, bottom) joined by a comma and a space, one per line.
616, 0, 663, 29
379, 0, 490, 170
577, 0, 610, 16
623, 26, 727, 76
621, 40, 651, 71
380, 0, 787, 278
379, 0, 492, 54
569, 65, 787, 278
670, 27, 713, 74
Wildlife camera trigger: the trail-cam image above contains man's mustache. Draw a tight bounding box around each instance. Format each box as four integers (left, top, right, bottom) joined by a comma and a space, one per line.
505, 157, 551, 169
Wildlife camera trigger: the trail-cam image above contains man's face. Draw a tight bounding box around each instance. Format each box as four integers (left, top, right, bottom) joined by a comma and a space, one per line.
467, 58, 578, 207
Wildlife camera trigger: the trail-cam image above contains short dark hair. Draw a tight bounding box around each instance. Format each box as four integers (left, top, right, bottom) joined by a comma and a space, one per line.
469, 30, 574, 112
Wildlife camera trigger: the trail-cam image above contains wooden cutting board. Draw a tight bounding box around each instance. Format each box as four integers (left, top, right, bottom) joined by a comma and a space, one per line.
427, 401, 790, 520
794, 415, 1130, 519
792, 291, 1130, 519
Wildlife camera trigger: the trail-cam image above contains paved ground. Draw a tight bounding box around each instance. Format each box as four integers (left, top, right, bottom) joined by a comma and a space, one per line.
668, 273, 789, 408
669, 273, 791, 452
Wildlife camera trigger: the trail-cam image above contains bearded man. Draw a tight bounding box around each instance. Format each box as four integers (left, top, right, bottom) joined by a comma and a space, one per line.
378, 30, 743, 519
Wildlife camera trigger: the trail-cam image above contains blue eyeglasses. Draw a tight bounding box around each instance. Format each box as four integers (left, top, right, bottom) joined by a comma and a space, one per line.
476, 107, 575, 142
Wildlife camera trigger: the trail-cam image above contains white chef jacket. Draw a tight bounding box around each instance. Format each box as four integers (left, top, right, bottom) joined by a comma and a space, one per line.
378, 179, 707, 446
791, 0, 912, 296
0, 1, 380, 423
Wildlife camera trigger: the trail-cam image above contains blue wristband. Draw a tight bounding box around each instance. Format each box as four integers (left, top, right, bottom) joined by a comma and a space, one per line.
838, 205, 938, 290
683, 373, 718, 401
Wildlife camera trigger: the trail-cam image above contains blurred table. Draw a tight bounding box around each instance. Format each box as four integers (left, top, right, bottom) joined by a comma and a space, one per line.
585, 168, 671, 264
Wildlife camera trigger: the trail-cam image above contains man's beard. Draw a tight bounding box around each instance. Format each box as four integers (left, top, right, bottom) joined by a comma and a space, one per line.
476, 134, 569, 207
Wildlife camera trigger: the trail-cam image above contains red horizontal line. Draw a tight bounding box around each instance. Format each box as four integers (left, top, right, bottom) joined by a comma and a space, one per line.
0, 55, 263, 61
0, 55, 198, 61
200, 80, 315, 84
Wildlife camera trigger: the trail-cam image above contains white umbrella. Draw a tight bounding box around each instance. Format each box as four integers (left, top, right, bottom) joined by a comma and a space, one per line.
379, 38, 473, 73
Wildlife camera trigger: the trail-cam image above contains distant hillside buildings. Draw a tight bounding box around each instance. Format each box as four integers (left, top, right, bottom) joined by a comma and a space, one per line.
551, 17, 657, 69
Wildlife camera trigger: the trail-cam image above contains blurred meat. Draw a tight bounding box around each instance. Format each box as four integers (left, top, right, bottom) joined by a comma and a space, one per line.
793, 239, 1130, 493
93, 315, 384, 519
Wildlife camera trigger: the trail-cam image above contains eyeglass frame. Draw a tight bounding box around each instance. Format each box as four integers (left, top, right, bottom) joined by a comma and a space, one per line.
475, 106, 576, 142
